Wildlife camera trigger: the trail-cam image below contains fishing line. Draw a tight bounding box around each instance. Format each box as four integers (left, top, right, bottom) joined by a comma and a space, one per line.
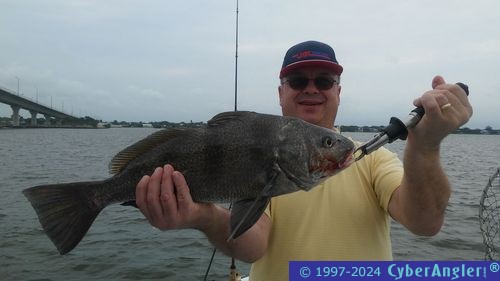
203, 247, 218, 281
203, 203, 235, 281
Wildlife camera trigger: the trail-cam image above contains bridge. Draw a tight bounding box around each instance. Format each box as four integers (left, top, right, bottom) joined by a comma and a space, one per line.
0, 86, 80, 127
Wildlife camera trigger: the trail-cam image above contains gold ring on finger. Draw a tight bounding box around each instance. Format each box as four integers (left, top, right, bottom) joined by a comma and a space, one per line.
440, 103, 452, 111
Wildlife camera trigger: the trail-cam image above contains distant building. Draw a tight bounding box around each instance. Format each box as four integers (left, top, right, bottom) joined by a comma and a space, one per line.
97, 122, 110, 128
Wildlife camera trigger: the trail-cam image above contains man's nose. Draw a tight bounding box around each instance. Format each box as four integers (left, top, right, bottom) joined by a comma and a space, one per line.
304, 79, 319, 94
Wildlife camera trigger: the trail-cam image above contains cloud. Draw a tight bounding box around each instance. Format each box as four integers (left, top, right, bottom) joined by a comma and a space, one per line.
1, 0, 499, 128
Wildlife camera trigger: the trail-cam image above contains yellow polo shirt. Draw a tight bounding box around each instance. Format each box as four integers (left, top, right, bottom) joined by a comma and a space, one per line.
249, 146, 403, 281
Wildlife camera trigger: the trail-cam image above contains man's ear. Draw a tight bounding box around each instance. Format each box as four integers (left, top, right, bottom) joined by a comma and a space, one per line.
278, 85, 283, 106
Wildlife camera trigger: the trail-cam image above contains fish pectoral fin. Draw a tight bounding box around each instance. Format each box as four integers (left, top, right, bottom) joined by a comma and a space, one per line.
228, 169, 279, 241
228, 196, 270, 241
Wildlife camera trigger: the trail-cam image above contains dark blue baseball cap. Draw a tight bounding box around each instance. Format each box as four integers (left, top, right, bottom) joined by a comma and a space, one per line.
279, 40, 343, 78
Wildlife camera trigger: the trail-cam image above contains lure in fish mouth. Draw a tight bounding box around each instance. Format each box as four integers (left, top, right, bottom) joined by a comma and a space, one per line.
325, 149, 355, 172
300, 147, 355, 189
303, 131, 355, 174
22, 111, 355, 255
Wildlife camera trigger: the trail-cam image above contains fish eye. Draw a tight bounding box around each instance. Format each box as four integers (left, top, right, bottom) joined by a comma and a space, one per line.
322, 136, 334, 148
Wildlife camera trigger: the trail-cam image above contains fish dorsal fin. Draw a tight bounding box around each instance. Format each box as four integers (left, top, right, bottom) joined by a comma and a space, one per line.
207, 111, 255, 127
109, 129, 187, 174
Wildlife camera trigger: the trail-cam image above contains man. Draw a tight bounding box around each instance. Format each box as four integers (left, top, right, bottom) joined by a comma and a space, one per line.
135, 41, 472, 280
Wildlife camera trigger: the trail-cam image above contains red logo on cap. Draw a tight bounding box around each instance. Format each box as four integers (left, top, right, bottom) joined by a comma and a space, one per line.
293, 51, 313, 60
293, 51, 330, 60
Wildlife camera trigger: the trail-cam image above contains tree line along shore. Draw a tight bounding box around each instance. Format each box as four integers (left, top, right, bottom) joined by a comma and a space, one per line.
1, 116, 498, 135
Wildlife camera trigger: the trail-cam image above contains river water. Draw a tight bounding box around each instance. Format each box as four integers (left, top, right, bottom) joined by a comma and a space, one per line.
1, 128, 499, 280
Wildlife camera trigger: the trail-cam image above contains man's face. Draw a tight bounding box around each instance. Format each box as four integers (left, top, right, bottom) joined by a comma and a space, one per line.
279, 66, 341, 128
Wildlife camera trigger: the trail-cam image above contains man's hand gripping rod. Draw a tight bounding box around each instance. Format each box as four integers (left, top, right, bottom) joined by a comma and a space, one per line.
353, 83, 469, 161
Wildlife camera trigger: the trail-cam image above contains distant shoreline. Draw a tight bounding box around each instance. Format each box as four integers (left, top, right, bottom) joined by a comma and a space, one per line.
0, 125, 100, 129
1, 124, 498, 135
1, 116, 498, 134
338, 125, 499, 135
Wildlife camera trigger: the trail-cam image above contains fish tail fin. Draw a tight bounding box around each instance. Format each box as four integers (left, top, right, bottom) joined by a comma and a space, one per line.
23, 181, 106, 255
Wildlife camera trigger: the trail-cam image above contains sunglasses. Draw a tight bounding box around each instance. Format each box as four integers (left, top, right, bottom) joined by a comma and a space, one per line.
282, 75, 338, 91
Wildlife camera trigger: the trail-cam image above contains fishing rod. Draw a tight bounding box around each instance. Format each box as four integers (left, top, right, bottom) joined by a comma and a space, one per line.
204, 1, 241, 280
234, 0, 239, 112
229, 1, 241, 279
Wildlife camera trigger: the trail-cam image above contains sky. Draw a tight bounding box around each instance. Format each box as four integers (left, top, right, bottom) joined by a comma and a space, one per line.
1, 0, 499, 129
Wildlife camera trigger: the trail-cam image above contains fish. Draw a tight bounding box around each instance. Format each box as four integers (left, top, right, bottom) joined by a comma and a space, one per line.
23, 111, 355, 255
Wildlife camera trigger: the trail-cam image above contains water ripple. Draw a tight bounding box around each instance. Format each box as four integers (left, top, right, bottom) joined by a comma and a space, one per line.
3, 130, 497, 280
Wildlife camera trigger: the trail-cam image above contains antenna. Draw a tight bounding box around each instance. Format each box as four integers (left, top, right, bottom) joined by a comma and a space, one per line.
234, 0, 239, 111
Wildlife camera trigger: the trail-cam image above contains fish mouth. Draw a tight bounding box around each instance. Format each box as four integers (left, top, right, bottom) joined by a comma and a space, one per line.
339, 149, 355, 169
316, 148, 355, 177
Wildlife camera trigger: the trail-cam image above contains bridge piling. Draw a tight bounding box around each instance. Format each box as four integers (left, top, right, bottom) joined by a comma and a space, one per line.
44, 114, 51, 126
30, 110, 38, 126
10, 105, 20, 127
